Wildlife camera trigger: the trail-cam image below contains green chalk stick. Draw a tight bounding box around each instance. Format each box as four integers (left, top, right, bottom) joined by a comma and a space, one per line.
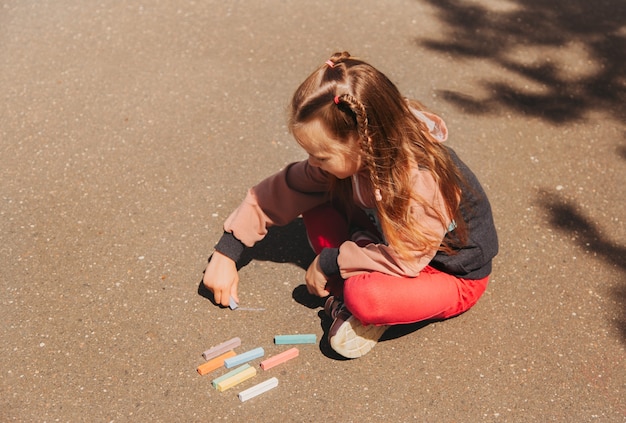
274, 334, 317, 345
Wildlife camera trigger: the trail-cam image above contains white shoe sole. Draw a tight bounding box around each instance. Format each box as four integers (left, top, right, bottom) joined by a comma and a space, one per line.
329, 315, 388, 359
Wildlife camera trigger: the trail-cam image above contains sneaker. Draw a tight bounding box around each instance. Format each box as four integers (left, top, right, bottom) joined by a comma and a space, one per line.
325, 296, 389, 359
324, 295, 342, 317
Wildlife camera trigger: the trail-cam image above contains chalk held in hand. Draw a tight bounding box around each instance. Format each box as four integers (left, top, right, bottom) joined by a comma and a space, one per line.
228, 296, 265, 311
216, 365, 257, 392
197, 350, 236, 376
229, 296, 238, 310
202, 337, 241, 361
260, 347, 299, 370
224, 347, 265, 368
238, 377, 279, 402
274, 334, 317, 345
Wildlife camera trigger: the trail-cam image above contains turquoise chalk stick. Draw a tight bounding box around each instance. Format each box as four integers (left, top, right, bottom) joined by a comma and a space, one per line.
274, 334, 317, 345
223, 347, 264, 368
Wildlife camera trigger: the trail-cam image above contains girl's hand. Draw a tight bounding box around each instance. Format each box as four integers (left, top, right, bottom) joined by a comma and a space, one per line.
305, 255, 330, 297
203, 251, 239, 307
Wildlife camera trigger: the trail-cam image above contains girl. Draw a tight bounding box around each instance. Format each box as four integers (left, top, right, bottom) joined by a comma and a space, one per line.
203, 52, 498, 359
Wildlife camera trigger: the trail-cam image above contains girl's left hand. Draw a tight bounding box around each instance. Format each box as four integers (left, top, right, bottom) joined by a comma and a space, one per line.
305, 255, 330, 297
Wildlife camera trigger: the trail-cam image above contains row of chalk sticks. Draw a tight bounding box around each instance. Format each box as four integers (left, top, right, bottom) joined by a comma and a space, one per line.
197, 334, 317, 402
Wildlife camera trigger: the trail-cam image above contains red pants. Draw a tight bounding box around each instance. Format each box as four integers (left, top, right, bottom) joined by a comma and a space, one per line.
302, 203, 489, 326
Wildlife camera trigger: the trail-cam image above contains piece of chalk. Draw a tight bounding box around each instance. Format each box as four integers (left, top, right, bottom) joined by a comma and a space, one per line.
202, 337, 241, 361
197, 350, 236, 376
274, 334, 317, 345
260, 347, 299, 371
229, 296, 238, 310
238, 377, 279, 402
224, 347, 265, 368
211, 364, 252, 389
216, 365, 257, 392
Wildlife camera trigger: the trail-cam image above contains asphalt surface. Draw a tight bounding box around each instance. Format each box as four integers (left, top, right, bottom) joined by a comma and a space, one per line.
1, 1, 625, 422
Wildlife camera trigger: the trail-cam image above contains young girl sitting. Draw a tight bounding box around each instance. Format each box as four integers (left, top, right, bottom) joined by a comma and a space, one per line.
203, 52, 498, 359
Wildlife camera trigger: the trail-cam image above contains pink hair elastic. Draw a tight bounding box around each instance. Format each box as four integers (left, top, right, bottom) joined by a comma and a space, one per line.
333, 95, 340, 104
325, 60, 335, 68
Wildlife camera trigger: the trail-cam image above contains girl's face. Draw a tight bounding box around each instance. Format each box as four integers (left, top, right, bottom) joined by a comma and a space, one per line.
293, 118, 363, 179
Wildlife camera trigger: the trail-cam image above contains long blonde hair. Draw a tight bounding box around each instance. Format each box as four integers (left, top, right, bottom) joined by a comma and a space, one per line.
289, 52, 467, 257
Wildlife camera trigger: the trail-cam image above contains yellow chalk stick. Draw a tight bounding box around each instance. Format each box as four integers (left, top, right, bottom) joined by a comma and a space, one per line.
216, 365, 257, 392
212, 364, 252, 389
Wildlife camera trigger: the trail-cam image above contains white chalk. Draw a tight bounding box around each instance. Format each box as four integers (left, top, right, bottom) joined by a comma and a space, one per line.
238, 377, 279, 402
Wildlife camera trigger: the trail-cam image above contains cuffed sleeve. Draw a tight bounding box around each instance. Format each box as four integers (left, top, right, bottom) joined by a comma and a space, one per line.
319, 247, 340, 276
214, 231, 246, 263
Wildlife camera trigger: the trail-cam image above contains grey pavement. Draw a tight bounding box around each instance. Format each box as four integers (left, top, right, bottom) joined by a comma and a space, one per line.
1, 1, 625, 421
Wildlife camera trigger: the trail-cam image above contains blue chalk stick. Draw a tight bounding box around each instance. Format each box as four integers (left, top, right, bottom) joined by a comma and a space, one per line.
274, 334, 317, 345
223, 347, 265, 368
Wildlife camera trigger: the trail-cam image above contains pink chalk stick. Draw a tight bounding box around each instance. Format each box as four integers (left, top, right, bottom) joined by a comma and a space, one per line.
260, 347, 299, 370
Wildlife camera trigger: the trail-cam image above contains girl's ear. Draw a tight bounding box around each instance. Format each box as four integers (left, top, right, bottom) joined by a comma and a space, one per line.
411, 109, 448, 142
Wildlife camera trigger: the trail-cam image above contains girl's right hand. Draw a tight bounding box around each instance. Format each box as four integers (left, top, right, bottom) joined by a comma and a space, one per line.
203, 251, 239, 307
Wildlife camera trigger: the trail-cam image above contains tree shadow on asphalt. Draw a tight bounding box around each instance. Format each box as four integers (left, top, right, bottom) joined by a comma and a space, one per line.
416, 0, 626, 124
535, 189, 626, 343
418, 0, 626, 343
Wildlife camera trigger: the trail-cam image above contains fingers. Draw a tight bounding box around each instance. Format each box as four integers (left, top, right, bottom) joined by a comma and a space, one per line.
315, 283, 330, 297
203, 274, 232, 307
214, 289, 233, 307
230, 285, 239, 304
306, 278, 329, 297
203, 252, 239, 307
220, 293, 230, 307
305, 255, 329, 297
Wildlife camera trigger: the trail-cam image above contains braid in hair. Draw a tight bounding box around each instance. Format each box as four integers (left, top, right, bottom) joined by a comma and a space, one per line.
335, 93, 383, 201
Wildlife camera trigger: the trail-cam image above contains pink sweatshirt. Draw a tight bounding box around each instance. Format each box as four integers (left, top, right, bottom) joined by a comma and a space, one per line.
222, 160, 450, 279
